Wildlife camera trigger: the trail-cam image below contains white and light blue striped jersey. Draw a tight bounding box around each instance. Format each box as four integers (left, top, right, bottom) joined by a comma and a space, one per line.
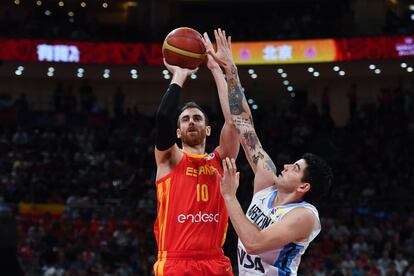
237, 186, 321, 275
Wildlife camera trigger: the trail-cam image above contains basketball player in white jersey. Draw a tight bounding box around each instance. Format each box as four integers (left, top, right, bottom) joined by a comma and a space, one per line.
204, 29, 333, 275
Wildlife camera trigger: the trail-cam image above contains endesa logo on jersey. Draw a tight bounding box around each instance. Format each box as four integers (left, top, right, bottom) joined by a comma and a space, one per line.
177, 211, 219, 223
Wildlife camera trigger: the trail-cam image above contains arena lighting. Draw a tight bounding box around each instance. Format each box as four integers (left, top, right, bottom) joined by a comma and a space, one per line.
369, 64, 376, 70
283, 80, 289, 85
17, 66, 24, 71
102, 2, 108, 8
130, 69, 137, 74
163, 74, 171, 80
48, 67, 55, 72
77, 72, 84, 78
248, 69, 255, 74
77, 68, 84, 73
410, 5, 414, 11
287, 86, 294, 92
162, 69, 169, 75
68, 11, 74, 17
251, 73, 258, 79
407, 67, 414, 72
374, 69, 381, 74
14, 0, 20, 5
307, 67, 314, 73
15, 70, 23, 76
103, 68, 110, 79
411, 14, 414, 21
58, 1, 64, 7
190, 73, 197, 80
80, 2, 86, 7
277, 68, 284, 74
45, 10, 52, 16
313, 71, 320, 77
252, 104, 258, 110
333, 66, 340, 71
339, 70, 346, 76
247, 99, 254, 104
290, 92, 295, 98
401, 62, 408, 68
47, 71, 54, 77
36, 0, 42, 6
281, 72, 287, 78
131, 74, 138, 79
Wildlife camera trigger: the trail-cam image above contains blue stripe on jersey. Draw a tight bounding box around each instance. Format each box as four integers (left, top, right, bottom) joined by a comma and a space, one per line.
274, 243, 304, 275
267, 190, 278, 208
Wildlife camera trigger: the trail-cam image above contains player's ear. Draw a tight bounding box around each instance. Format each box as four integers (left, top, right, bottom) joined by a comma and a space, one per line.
205, 126, 211, 137
176, 128, 181, 138
298, 182, 311, 194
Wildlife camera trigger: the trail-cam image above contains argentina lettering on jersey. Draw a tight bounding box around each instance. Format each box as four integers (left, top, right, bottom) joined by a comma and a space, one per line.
238, 186, 321, 276
247, 204, 273, 229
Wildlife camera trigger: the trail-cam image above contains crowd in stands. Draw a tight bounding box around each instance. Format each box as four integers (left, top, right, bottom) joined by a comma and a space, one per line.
0, 80, 412, 274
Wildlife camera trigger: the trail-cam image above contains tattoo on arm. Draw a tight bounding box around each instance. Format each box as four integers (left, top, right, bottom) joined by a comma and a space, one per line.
264, 157, 277, 174
227, 65, 247, 115
242, 131, 259, 151
252, 152, 265, 165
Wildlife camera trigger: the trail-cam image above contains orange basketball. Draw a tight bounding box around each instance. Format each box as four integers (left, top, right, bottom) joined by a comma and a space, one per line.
162, 27, 206, 69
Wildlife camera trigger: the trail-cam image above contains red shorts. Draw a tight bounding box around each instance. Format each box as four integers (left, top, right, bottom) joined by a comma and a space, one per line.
154, 250, 233, 276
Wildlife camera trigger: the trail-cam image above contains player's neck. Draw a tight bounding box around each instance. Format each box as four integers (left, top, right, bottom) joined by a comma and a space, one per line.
182, 143, 206, 155
272, 191, 302, 207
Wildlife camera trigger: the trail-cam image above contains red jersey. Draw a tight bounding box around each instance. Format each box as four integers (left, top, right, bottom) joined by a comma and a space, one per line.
154, 150, 229, 261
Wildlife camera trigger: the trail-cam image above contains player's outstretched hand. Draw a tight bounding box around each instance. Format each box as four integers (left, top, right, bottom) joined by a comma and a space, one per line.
217, 157, 240, 199
205, 29, 235, 70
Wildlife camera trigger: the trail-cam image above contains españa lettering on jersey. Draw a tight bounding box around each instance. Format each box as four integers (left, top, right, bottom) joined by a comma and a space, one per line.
153, 150, 229, 275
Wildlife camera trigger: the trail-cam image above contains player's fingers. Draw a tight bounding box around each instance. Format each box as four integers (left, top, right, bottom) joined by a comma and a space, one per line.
222, 159, 228, 175
231, 158, 237, 172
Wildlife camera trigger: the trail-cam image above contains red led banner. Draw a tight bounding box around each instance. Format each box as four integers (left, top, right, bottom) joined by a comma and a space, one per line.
0, 39, 163, 65
0, 35, 413, 65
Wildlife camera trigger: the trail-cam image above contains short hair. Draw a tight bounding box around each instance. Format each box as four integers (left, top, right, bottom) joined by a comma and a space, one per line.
177, 101, 209, 127
301, 153, 333, 204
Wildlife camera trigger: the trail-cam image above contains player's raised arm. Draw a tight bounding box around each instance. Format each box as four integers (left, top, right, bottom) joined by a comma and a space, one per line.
208, 29, 276, 193
154, 59, 198, 179
202, 32, 239, 160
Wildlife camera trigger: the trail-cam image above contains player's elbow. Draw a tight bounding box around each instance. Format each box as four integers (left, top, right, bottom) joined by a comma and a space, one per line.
242, 235, 265, 255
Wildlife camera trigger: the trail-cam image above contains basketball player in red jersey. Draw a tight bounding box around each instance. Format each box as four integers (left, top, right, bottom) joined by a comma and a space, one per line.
153, 50, 239, 274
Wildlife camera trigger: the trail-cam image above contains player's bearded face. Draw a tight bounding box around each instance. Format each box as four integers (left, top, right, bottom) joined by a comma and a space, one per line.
177, 108, 210, 146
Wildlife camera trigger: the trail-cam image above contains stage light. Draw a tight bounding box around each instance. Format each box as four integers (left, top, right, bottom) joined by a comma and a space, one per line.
307, 67, 314, 73
190, 73, 197, 80
247, 99, 254, 104
252, 104, 258, 110
281, 73, 287, 78
163, 74, 171, 80
290, 93, 296, 98
287, 86, 293, 92
36, 1, 42, 6
339, 70, 345, 76
283, 80, 289, 85
130, 69, 137, 74
313, 72, 320, 77
162, 70, 169, 75
369, 64, 376, 70
400, 62, 407, 68
45, 10, 52, 16
277, 68, 284, 74
103, 2, 108, 8
251, 73, 258, 79
407, 67, 413, 73
58, 1, 64, 7
248, 69, 255, 74
333, 66, 340, 72
374, 69, 381, 74
14, 0, 20, 5
80, 2, 86, 7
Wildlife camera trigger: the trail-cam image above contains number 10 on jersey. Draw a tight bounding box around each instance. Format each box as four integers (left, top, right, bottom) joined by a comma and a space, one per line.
196, 184, 209, 202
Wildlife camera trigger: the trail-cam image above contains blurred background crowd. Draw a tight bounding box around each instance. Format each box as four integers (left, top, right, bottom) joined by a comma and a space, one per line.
0, 0, 414, 275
